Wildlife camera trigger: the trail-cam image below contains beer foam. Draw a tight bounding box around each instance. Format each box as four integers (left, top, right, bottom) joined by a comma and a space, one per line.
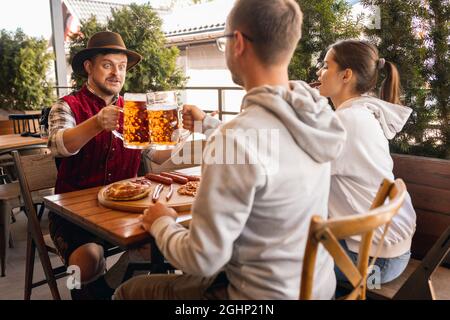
124, 93, 147, 102
147, 104, 178, 111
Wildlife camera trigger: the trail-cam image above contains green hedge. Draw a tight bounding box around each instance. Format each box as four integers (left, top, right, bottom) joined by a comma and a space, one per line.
0, 29, 55, 111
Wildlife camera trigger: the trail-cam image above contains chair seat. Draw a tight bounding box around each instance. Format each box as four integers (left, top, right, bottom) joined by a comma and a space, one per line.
0, 154, 13, 163
0, 182, 54, 203
365, 259, 450, 300
0, 182, 20, 201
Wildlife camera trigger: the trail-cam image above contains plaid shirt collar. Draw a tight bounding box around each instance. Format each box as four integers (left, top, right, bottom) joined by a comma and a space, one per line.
85, 82, 119, 105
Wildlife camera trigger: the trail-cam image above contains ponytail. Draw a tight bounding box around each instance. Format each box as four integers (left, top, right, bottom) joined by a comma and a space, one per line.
380, 61, 402, 105
330, 40, 404, 106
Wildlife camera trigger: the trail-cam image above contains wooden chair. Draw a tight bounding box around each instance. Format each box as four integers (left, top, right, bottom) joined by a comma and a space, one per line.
12, 149, 66, 300
0, 146, 51, 277
300, 178, 407, 300
0, 181, 21, 277
13, 149, 124, 299
8, 114, 40, 135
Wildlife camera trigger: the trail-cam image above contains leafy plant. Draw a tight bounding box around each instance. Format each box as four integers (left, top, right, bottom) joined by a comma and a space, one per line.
362, 0, 450, 159
289, 0, 362, 82
69, 3, 186, 92
0, 29, 54, 110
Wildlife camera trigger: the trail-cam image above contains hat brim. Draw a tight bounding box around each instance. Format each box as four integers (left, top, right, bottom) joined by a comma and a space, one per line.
72, 46, 142, 78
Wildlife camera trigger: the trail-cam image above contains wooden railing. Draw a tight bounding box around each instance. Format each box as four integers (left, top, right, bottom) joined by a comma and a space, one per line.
184, 86, 242, 120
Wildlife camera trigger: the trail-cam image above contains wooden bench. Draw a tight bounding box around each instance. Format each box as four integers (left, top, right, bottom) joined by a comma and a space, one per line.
367, 259, 450, 300
365, 154, 450, 299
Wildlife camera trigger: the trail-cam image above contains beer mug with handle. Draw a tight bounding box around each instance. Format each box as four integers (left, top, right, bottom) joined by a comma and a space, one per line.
147, 91, 189, 150
112, 93, 151, 149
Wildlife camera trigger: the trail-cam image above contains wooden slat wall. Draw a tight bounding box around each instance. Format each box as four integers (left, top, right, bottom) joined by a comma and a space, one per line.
392, 153, 450, 264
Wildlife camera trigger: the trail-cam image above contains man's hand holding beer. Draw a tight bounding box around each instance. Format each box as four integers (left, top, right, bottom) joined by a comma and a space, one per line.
96, 105, 121, 131
182, 105, 206, 132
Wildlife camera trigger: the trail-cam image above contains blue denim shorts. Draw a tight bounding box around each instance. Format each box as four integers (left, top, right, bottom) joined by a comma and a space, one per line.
335, 240, 411, 284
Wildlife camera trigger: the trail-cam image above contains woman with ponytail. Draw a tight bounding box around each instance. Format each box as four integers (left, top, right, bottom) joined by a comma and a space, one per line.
316, 39, 416, 284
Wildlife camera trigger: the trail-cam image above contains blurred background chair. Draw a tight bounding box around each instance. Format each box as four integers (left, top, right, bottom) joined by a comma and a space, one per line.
0, 180, 21, 277
8, 114, 41, 135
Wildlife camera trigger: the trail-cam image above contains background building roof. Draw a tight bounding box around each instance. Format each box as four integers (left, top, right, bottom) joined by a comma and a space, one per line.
161, 0, 232, 38
63, 0, 233, 46
63, 0, 362, 47
64, 0, 125, 24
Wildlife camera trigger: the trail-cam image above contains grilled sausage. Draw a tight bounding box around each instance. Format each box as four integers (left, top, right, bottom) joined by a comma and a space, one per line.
160, 172, 189, 184
145, 173, 173, 185
170, 171, 200, 181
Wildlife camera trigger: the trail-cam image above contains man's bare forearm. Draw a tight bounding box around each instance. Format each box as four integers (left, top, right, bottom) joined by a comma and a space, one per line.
63, 115, 103, 154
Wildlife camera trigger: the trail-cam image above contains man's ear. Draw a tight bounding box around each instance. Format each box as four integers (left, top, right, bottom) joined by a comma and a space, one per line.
233, 31, 245, 57
83, 60, 92, 76
342, 68, 353, 84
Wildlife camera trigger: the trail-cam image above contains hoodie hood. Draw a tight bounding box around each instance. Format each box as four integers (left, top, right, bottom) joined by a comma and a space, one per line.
242, 81, 346, 163
339, 96, 412, 140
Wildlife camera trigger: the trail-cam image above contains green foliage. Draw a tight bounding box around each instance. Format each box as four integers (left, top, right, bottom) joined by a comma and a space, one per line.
0, 29, 54, 110
362, 0, 450, 159
425, 0, 450, 158
289, 0, 362, 82
69, 3, 186, 92
290, 0, 449, 159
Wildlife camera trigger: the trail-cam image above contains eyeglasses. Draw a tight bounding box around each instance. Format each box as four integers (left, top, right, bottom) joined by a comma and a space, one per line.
216, 32, 254, 52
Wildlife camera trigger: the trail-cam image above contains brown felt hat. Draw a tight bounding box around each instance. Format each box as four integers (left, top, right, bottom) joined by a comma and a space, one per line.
72, 31, 142, 77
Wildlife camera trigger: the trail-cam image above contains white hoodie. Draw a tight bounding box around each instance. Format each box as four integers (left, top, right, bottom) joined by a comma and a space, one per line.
329, 96, 417, 258
150, 81, 346, 299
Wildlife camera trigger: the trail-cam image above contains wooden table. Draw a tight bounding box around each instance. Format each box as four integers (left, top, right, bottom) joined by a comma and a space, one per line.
43, 167, 199, 250
0, 134, 47, 153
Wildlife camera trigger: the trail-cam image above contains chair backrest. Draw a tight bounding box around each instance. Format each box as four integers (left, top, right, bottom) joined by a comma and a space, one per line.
12, 149, 60, 299
9, 114, 41, 134
12, 149, 57, 194
300, 178, 407, 300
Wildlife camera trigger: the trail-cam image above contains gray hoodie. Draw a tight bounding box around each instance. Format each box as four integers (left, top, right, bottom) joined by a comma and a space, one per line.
151, 81, 346, 299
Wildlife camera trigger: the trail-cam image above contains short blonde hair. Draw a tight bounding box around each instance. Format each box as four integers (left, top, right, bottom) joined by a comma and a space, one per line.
228, 0, 303, 65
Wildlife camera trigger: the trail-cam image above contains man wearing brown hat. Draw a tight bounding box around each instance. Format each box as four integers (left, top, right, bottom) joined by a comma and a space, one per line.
47, 31, 143, 299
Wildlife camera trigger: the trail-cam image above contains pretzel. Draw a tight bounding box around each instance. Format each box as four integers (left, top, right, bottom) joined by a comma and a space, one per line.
177, 181, 200, 197
105, 181, 151, 201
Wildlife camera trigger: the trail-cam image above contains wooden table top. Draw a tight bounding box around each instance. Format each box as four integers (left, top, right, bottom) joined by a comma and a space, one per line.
0, 134, 47, 153
43, 167, 200, 249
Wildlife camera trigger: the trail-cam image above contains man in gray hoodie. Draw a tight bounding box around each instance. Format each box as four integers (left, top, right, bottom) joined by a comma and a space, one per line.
115, 0, 346, 300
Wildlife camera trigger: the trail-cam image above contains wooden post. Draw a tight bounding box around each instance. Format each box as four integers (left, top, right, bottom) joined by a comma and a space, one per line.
49, 0, 68, 97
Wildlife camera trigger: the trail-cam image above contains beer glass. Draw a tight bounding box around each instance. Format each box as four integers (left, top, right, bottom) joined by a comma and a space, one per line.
147, 91, 187, 150
113, 93, 151, 149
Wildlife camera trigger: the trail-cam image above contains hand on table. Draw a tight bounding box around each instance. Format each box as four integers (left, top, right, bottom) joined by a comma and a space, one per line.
140, 202, 177, 232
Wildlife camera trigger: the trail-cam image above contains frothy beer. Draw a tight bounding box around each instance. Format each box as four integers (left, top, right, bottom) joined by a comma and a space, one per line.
147, 91, 180, 150
149, 107, 179, 146
123, 94, 150, 149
